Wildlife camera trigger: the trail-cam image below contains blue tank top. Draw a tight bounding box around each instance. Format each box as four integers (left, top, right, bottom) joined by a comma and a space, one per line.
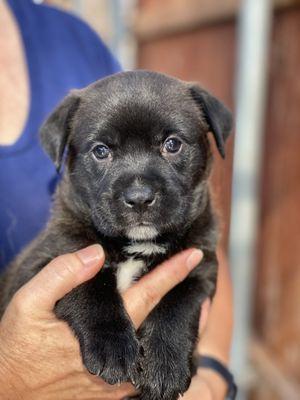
0, 0, 121, 269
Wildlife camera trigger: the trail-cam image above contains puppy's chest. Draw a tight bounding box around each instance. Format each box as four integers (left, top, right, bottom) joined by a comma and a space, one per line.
114, 242, 168, 292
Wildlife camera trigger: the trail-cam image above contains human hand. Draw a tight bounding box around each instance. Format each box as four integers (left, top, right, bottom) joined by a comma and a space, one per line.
0, 244, 203, 400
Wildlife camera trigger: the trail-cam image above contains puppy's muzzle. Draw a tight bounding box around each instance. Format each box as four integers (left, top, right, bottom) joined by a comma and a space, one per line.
123, 185, 156, 210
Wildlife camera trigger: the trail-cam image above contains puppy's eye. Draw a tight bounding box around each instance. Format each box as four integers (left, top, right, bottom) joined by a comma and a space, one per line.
163, 137, 182, 154
92, 144, 111, 160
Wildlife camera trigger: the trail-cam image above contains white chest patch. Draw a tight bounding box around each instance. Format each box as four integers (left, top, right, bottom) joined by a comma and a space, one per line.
124, 242, 167, 256
117, 258, 145, 293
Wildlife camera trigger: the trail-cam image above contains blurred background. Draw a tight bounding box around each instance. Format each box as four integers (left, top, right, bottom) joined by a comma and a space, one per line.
33, 0, 300, 398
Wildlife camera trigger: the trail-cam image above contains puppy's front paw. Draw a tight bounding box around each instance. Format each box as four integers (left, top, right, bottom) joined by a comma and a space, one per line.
80, 323, 139, 385
134, 336, 192, 400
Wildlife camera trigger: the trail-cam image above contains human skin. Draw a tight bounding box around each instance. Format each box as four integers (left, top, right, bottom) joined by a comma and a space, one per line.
0, 1, 29, 145
189, 248, 233, 399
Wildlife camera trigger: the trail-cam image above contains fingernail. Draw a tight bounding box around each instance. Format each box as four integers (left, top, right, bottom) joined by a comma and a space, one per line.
186, 249, 203, 271
77, 244, 104, 267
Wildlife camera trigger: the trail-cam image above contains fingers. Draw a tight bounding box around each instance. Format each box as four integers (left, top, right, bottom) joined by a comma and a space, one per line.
13, 245, 104, 314
11, 244, 203, 329
123, 248, 203, 328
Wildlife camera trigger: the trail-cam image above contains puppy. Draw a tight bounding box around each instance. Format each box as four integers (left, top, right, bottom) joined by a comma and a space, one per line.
0, 70, 232, 400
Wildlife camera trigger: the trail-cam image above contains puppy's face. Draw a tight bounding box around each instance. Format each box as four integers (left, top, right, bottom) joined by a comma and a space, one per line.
41, 71, 232, 240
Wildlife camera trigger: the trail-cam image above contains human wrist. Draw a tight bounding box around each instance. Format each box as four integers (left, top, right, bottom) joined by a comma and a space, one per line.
196, 354, 237, 400
198, 342, 230, 366
196, 367, 228, 400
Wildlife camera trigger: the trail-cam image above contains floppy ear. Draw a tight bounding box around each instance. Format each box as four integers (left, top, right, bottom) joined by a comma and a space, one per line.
189, 86, 232, 158
40, 93, 80, 171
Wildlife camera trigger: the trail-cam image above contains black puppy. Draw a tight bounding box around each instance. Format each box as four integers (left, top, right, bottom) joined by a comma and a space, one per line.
0, 70, 232, 400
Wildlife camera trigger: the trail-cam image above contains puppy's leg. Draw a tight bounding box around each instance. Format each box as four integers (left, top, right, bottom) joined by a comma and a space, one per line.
55, 266, 139, 385
135, 268, 215, 400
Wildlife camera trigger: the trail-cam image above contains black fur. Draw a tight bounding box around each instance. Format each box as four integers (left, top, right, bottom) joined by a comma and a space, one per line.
0, 70, 232, 400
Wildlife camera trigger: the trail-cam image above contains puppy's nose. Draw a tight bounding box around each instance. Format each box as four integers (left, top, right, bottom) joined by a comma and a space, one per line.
123, 186, 156, 208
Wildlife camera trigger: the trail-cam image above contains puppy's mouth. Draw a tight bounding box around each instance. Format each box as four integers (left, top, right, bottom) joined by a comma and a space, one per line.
126, 223, 158, 241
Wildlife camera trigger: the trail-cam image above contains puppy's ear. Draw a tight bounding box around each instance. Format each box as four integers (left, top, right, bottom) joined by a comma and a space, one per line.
40, 92, 81, 171
189, 85, 232, 158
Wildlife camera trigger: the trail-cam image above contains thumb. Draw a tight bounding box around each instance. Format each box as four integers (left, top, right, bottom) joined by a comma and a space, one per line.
13, 244, 104, 314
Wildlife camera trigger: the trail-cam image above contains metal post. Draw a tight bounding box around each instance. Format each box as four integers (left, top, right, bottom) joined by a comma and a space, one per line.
109, 0, 137, 69
229, 0, 272, 398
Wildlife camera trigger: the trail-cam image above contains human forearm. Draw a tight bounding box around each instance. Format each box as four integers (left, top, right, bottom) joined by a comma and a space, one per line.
197, 247, 233, 364
193, 247, 233, 399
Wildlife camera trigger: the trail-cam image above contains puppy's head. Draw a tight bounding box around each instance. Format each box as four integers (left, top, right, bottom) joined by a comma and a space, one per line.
40, 71, 232, 240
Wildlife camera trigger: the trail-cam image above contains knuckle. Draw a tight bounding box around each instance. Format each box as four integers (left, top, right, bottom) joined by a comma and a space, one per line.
141, 285, 160, 310
51, 253, 82, 280
164, 256, 187, 281
161, 258, 186, 283
11, 289, 30, 315
172, 264, 186, 282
